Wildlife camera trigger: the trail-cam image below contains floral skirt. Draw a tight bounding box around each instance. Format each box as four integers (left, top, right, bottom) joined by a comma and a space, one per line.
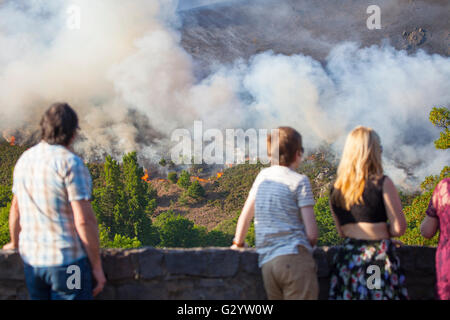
329, 238, 409, 300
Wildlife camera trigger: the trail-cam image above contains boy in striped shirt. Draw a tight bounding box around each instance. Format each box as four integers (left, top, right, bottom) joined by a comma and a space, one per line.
232, 127, 319, 300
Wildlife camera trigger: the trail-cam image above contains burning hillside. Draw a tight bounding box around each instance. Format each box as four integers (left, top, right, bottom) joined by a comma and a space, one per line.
0, 0, 449, 190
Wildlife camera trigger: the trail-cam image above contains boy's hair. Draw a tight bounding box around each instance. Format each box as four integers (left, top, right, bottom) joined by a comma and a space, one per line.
40, 102, 79, 146
267, 127, 303, 166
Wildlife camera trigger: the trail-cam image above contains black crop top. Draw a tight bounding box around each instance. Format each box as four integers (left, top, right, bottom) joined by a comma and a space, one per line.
330, 175, 388, 226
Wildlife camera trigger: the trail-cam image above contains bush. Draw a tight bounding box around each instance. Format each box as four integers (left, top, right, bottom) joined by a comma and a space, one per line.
213, 210, 255, 247
314, 196, 342, 246
158, 214, 200, 248
177, 170, 191, 189
0, 185, 12, 208
109, 234, 142, 249
186, 180, 205, 200
203, 230, 234, 247
0, 204, 10, 247
98, 224, 142, 249
168, 172, 178, 184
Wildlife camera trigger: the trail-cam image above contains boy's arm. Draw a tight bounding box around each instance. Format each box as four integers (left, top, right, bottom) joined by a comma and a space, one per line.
231, 195, 255, 248
2, 196, 20, 250
300, 206, 318, 247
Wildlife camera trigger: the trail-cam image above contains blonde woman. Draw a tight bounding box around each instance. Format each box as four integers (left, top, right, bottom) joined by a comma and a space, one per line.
328, 126, 408, 300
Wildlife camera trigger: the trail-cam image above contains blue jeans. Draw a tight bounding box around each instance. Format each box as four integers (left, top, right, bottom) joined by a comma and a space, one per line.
23, 257, 93, 300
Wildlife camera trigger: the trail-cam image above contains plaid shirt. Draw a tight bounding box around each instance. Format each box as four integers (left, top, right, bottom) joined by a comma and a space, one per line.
12, 141, 92, 267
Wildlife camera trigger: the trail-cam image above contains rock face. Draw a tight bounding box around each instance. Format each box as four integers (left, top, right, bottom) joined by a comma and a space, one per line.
0, 246, 437, 300
180, 0, 450, 75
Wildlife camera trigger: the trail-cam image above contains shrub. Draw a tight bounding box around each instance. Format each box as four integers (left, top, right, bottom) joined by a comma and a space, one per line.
168, 172, 178, 184
213, 210, 255, 247
0, 185, 12, 208
0, 204, 11, 247
177, 170, 191, 189
314, 196, 342, 246
108, 234, 142, 249
186, 180, 205, 200
158, 214, 201, 248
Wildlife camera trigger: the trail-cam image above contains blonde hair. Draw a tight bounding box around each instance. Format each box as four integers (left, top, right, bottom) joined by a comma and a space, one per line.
331, 126, 383, 210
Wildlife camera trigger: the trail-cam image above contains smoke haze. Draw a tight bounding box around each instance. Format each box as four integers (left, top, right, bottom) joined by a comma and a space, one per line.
0, 0, 449, 190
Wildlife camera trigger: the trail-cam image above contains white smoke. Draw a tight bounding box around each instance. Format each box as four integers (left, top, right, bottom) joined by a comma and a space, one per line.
0, 0, 449, 189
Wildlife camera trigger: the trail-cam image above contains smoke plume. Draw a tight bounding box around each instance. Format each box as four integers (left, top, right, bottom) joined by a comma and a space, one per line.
0, 0, 449, 189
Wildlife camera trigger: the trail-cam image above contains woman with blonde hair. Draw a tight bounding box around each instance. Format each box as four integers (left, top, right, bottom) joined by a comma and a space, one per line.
328, 126, 408, 300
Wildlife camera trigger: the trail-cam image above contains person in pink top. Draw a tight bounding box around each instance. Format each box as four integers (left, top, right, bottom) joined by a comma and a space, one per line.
421, 177, 450, 300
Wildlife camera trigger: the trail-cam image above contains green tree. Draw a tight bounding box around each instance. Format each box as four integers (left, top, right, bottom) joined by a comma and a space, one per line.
92, 156, 128, 238
400, 107, 449, 246
93, 153, 159, 247
429, 107, 450, 149
177, 170, 191, 189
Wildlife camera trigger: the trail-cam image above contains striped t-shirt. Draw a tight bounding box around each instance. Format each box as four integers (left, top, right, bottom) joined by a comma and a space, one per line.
249, 165, 315, 267
12, 141, 91, 267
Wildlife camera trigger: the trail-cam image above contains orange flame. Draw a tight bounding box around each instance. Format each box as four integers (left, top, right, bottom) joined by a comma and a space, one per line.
141, 169, 150, 182
216, 172, 224, 179
9, 136, 16, 146
192, 176, 208, 183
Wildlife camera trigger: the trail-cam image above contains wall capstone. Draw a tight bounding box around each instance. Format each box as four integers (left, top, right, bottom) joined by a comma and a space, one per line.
0, 246, 437, 300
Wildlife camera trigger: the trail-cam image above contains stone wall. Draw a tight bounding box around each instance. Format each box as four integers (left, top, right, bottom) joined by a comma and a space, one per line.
0, 246, 437, 300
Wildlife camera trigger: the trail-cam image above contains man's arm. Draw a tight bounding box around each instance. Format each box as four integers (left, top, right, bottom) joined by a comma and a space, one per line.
71, 200, 106, 297
2, 196, 20, 250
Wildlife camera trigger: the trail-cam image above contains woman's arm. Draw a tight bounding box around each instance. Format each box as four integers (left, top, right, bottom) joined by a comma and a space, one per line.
382, 176, 407, 237
421, 216, 439, 239
421, 192, 440, 239
231, 195, 255, 248
329, 201, 345, 238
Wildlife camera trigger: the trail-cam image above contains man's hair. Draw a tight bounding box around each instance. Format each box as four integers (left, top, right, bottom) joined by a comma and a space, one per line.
267, 126, 303, 166
40, 102, 79, 146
